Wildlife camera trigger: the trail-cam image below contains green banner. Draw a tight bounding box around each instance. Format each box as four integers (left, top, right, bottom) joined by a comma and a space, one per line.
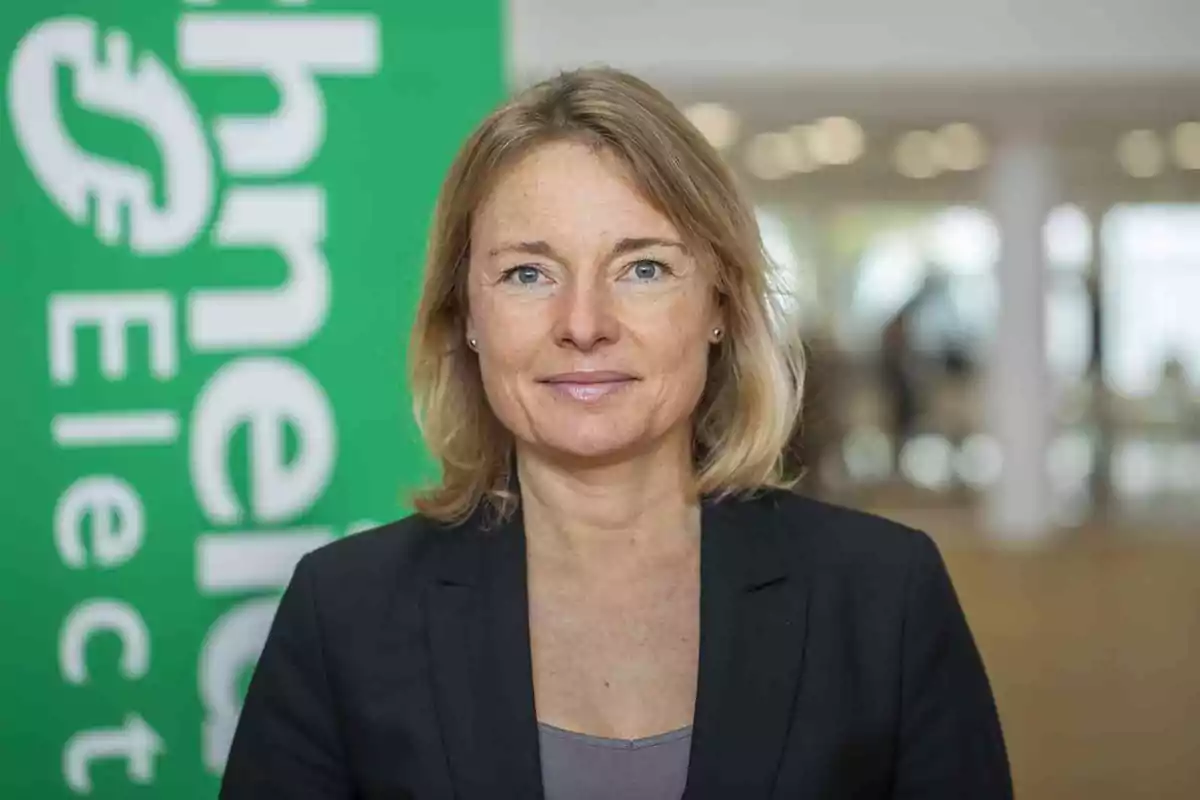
0, 1, 503, 796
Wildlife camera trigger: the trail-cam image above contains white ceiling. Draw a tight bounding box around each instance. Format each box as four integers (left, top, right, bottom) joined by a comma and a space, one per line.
508, 0, 1200, 87
505, 1, 1200, 201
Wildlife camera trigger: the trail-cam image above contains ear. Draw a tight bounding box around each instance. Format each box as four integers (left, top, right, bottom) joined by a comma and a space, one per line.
707, 289, 726, 344
464, 314, 478, 349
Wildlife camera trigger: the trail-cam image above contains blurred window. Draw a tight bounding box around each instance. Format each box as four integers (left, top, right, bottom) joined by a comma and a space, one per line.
1045, 204, 1095, 384
1102, 204, 1200, 398
833, 205, 998, 356
755, 208, 818, 334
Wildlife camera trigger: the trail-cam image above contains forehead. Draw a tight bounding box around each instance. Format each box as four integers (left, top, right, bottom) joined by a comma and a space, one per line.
472, 140, 682, 246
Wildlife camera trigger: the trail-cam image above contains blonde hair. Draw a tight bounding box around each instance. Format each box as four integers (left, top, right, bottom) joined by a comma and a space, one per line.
408, 66, 806, 523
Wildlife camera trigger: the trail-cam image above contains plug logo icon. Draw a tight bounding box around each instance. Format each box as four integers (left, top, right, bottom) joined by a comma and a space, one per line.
8, 17, 214, 255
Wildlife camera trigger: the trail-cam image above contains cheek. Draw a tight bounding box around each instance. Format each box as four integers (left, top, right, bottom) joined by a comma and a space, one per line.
476, 348, 535, 438
472, 298, 549, 416
664, 337, 713, 403
627, 292, 714, 394
473, 294, 546, 364
629, 287, 713, 353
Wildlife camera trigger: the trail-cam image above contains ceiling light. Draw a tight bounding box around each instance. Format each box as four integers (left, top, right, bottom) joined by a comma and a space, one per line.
894, 130, 939, 179
745, 131, 817, 179
683, 103, 741, 151
745, 133, 795, 180
1171, 121, 1200, 170
932, 123, 987, 171
784, 126, 820, 173
1116, 130, 1165, 178
804, 116, 865, 166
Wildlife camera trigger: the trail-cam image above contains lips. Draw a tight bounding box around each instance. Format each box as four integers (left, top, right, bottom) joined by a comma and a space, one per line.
538, 371, 638, 402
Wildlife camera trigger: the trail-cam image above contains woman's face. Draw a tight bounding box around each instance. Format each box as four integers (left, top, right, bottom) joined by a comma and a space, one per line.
466, 140, 723, 466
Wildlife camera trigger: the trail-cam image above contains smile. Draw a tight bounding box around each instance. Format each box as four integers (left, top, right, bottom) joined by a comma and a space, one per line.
538, 371, 639, 403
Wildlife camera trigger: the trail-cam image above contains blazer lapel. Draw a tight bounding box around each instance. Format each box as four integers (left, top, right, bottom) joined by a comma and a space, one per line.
425, 507, 544, 800
683, 493, 812, 799
424, 492, 809, 799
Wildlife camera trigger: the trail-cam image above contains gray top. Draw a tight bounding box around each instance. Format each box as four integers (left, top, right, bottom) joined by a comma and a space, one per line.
538, 722, 692, 800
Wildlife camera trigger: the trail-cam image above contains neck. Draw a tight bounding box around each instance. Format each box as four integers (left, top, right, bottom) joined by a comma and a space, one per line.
516, 433, 701, 569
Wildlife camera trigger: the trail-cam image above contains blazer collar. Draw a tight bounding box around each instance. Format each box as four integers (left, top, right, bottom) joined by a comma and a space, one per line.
683, 492, 811, 799
423, 491, 810, 800
426, 505, 541, 800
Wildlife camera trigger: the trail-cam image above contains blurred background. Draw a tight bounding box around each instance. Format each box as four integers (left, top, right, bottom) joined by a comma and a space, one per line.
3, 0, 1198, 797
517, 2, 1200, 796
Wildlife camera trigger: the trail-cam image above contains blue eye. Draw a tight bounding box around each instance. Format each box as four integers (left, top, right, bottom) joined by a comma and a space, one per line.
505, 266, 543, 285
630, 260, 665, 281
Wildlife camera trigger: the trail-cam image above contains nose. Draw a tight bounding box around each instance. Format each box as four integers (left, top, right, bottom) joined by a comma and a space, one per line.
553, 277, 620, 352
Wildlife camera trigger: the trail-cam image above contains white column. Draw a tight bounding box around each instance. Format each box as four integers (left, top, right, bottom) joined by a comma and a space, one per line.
983, 125, 1057, 543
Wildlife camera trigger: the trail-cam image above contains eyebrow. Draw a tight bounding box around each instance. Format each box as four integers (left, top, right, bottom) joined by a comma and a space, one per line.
487, 237, 688, 262
610, 237, 689, 258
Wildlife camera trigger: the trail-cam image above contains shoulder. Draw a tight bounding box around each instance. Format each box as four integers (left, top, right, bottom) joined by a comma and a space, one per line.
742, 490, 967, 648
289, 511, 465, 608
746, 488, 944, 583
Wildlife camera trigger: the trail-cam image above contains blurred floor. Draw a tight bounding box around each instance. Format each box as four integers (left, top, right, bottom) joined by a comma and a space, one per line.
875, 506, 1200, 800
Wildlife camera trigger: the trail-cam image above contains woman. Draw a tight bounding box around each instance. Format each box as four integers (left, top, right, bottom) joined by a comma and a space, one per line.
220, 67, 1012, 799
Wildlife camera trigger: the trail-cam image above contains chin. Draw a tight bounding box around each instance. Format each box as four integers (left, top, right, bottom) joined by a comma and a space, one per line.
531, 420, 649, 464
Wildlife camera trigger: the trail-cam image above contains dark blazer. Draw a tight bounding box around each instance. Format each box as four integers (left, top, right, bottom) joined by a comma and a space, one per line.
220, 489, 1013, 799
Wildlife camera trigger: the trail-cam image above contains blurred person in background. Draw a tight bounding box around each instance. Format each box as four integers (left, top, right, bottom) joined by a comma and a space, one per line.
1159, 354, 1198, 434
882, 303, 919, 474
220, 67, 1012, 800
1085, 272, 1113, 507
